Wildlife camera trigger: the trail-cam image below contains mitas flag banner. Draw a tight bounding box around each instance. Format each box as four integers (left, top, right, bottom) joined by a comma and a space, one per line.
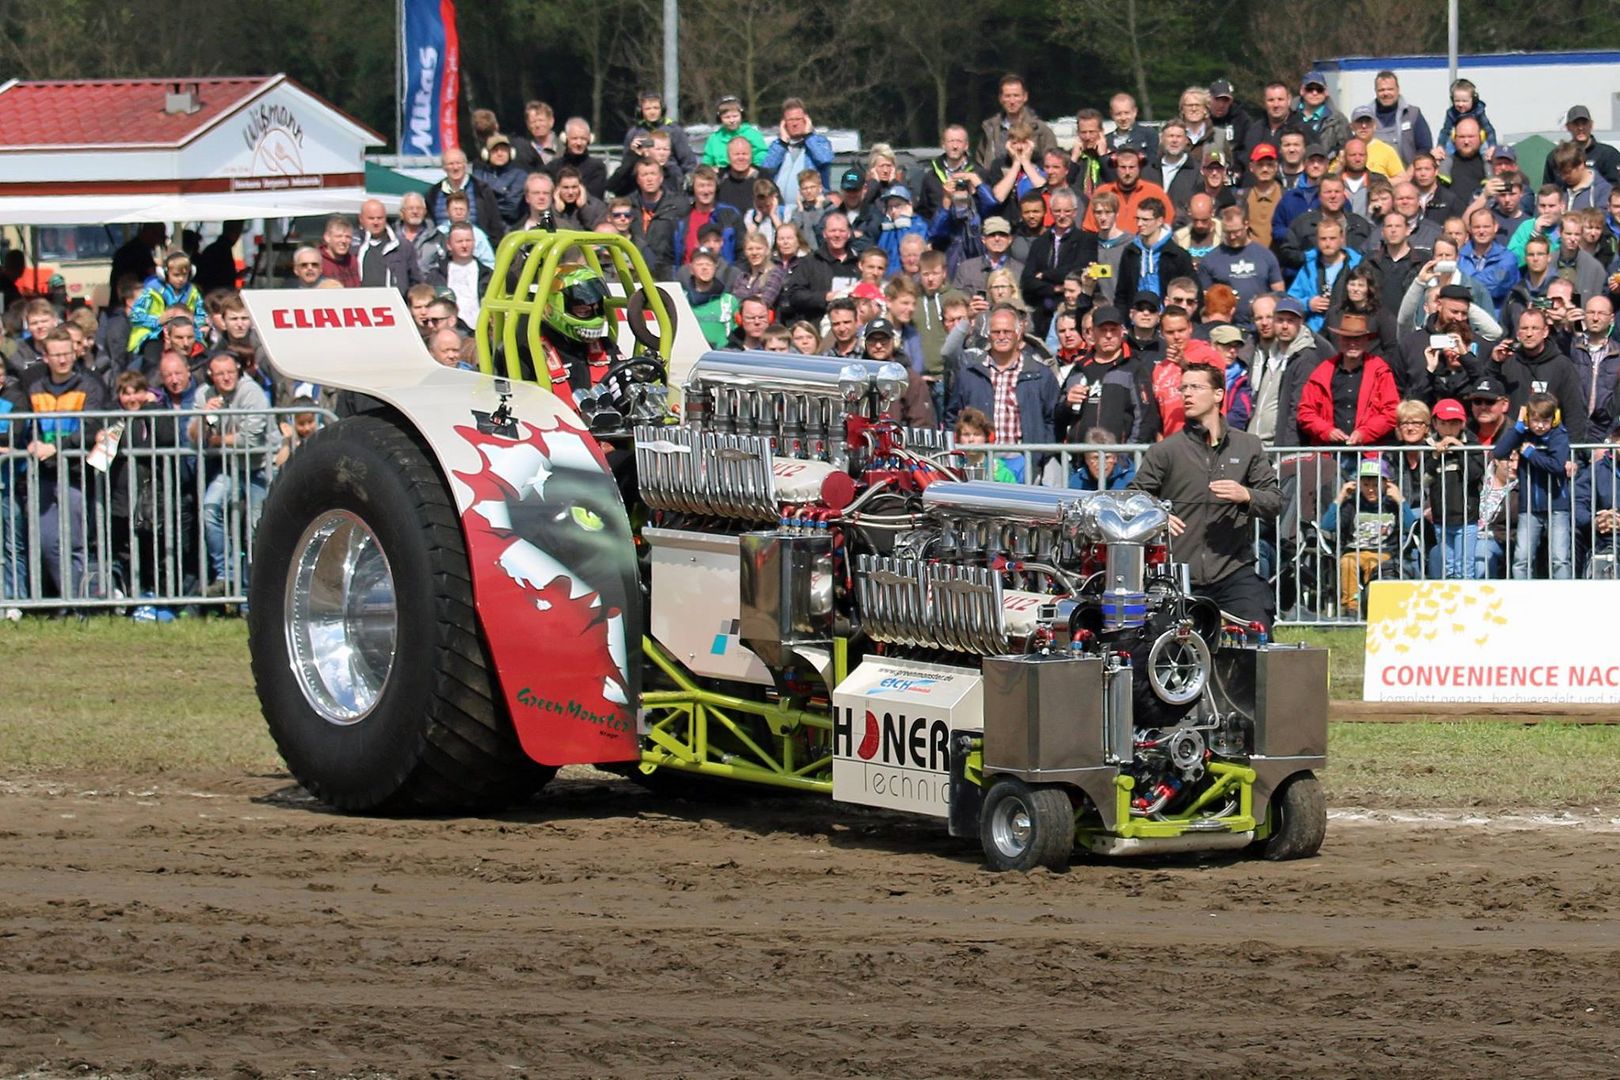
402, 0, 461, 155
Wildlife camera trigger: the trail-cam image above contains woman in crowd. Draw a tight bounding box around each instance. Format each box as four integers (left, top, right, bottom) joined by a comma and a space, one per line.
787, 320, 822, 355
1326, 267, 1399, 358
729, 231, 788, 312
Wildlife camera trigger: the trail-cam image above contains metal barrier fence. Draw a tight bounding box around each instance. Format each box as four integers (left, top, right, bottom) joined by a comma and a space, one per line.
0, 406, 334, 616
981, 439, 1620, 625
3, 409, 1610, 625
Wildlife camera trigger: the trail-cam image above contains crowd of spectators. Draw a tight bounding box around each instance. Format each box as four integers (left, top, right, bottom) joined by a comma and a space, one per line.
6, 70, 1620, 618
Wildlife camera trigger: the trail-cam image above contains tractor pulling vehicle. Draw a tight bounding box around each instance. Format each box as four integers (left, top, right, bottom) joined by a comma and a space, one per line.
243, 227, 1327, 871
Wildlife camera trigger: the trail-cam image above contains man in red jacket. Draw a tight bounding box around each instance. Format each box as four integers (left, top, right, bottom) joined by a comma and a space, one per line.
1297, 312, 1398, 447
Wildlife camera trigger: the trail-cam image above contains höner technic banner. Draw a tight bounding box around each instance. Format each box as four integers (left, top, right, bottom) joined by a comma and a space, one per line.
402, 0, 461, 156
1363, 581, 1620, 704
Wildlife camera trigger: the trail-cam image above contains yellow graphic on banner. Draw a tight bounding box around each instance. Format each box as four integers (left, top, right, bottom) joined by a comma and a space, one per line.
1365, 582, 1508, 656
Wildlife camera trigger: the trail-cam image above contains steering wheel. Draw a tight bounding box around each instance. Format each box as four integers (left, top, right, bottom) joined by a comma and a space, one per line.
601, 353, 667, 387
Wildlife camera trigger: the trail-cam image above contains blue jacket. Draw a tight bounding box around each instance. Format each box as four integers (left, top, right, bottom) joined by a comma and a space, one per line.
1494, 421, 1571, 512
1068, 454, 1136, 491
876, 215, 930, 268
1287, 247, 1363, 333
1272, 182, 1321, 246
1575, 454, 1620, 554
762, 133, 835, 191
928, 203, 984, 278
1459, 240, 1519, 311
1437, 98, 1498, 154
944, 350, 1060, 444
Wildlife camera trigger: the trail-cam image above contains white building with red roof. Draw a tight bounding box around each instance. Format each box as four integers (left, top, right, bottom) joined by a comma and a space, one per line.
0, 74, 386, 224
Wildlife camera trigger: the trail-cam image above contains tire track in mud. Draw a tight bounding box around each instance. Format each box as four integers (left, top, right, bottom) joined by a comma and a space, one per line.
3, 771, 1619, 1079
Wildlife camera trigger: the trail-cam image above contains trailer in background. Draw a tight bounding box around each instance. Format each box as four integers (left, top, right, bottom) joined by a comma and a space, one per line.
1314, 50, 1620, 142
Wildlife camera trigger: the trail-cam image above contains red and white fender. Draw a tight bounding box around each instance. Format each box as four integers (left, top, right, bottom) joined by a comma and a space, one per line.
243, 288, 641, 767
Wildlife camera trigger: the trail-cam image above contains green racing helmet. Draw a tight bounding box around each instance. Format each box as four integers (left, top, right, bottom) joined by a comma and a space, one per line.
544, 266, 611, 342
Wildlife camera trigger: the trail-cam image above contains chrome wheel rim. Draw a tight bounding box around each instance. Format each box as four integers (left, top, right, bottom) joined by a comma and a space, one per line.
990, 796, 1034, 858
285, 511, 399, 725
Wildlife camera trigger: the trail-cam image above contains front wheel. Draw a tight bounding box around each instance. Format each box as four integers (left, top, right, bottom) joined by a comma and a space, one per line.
1258, 772, 1327, 861
980, 777, 1074, 872
248, 416, 553, 813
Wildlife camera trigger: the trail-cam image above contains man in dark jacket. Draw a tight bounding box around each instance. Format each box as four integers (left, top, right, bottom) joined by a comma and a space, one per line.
1114, 198, 1195, 307
356, 199, 422, 296
781, 213, 861, 324
1491, 306, 1588, 442
545, 118, 609, 201
1019, 189, 1094, 337
1130, 360, 1283, 627
432, 148, 503, 243
22, 329, 110, 598
943, 305, 1059, 443
1278, 176, 1373, 277
474, 135, 529, 229
1053, 306, 1159, 443
625, 159, 689, 280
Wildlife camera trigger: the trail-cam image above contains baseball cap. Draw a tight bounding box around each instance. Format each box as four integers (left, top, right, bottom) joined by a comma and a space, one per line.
1492, 145, 1519, 162
485, 133, 512, 151
1350, 105, 1376, 122
982, 216, 1012, 236
1210, 324, 1244, 345
1273, 296, 1307, 318
1438, 283, 1473, 302
1433, 399, 1467, 422
1304, 143, 1329, 160
47, 272, 66, 288
1301, 70, 1327, 89
1568, 105, 1592, 124
1358, 458, 1388, 479
851, 282, 886, 302
1131, 290, 1162, 311
1249, 143, 1278, 162
690, 246, 718, 263
881, 184, 913, 203
1203, 152, 1228, 169
1469, 376, 1509, 401
863, 317, 896, 339
839, 167, 864, 192
1209, 79, 1234, 99
1092, 305, 1124, 326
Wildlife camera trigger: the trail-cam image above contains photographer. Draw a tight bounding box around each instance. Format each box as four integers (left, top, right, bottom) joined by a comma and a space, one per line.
621, 91, 695, 177
1491, 306, 1588, 443
607, 130, 682, 199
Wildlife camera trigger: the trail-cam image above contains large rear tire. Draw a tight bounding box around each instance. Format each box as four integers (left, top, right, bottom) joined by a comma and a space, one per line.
980, 777, 1074, 872
248, 415, 554, 813
1259, 772, 1326, 861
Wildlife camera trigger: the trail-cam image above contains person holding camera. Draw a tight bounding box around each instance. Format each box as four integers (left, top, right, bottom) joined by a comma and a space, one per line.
1492, 306, 1588, 444
621, 91, 695, 177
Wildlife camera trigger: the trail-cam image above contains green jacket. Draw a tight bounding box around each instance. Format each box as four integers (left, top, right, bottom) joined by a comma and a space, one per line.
702, 124, 768, 168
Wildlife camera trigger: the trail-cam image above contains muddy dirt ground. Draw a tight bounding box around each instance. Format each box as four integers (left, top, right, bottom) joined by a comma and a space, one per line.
3, 769, 1619, 1079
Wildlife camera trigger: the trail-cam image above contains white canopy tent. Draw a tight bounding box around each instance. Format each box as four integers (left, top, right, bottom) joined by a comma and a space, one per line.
0, 189, 398, 227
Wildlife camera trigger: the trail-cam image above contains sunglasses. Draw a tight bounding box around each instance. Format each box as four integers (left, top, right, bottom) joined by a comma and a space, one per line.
610, 210, 633, 218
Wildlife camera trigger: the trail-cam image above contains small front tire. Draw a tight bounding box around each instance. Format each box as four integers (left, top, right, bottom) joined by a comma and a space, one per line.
980, 778, 1074, 872
1259, 772, 1327, 861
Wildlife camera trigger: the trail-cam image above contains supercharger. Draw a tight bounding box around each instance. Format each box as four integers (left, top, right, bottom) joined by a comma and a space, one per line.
635, 350, 1327, 853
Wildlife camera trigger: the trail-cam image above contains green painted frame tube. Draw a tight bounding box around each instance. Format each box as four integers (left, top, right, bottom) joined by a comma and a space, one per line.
474, 228, 673, 389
